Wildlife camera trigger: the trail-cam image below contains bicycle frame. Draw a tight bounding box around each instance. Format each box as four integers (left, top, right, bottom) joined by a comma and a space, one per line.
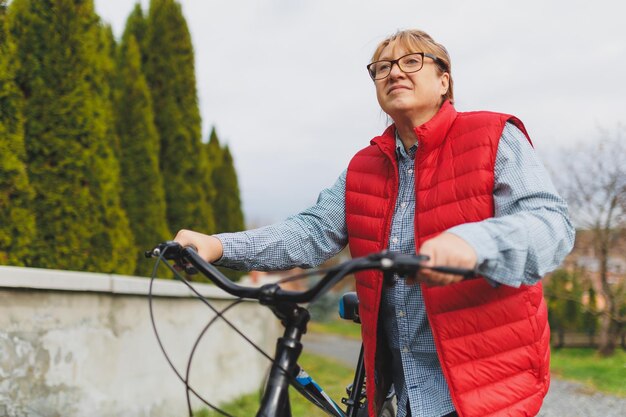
292, 347, 368, 417
256, 298, 366, 417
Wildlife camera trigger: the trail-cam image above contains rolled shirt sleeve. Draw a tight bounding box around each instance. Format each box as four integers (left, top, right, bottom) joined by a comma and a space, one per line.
448, 122, 575, 287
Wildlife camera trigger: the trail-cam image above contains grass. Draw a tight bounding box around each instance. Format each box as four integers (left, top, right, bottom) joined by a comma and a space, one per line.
550, 348, 626, 397
199, 351, 355, 416
308, 319, 362, 340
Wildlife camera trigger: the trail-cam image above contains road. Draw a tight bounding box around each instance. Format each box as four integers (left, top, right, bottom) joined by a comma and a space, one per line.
303, 332, 626, 417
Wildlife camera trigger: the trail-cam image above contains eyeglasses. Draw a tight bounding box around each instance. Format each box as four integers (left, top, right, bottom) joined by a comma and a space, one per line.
367, 52, 441, 81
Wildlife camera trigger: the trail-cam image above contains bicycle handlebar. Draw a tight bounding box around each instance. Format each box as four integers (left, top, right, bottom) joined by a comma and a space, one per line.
145, 241, 476, 305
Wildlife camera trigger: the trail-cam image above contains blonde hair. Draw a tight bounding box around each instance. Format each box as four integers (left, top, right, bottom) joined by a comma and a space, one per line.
371, 29, 454, 104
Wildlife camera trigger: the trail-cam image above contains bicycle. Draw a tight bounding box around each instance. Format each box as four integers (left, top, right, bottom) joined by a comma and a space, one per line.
145, 241, 475, 417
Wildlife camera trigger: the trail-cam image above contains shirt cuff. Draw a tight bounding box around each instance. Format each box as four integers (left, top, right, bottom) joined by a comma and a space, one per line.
446, 223, 502, 287
212, 233, 240, 268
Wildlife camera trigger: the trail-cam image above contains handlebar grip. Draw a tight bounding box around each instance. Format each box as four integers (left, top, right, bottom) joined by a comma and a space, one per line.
184, 244, 198, 253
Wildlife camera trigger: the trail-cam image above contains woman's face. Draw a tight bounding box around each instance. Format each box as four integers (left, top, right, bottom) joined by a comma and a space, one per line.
374, 41, 449, 126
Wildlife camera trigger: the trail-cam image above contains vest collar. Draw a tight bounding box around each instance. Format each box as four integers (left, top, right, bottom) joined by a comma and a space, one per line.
413, 100, 458, 154
371, 100, 458, 158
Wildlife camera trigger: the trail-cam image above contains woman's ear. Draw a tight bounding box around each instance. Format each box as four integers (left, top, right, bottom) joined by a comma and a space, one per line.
440, 72, 450, 96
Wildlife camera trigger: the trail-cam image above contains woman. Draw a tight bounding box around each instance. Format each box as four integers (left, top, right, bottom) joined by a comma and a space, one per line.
175, 30, 574, 417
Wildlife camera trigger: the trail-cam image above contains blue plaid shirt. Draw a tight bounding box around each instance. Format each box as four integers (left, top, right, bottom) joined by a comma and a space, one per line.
216, 122, 574, 417
380, 136, 456, 417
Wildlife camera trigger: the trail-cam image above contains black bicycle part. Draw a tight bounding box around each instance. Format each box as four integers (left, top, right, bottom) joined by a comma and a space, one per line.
339, 293, 397, 417
146, 241, 476, 417
256, 304, 308, 417
342, 344, 367, 415
357, 399, 395, 417
147, 242, 474, 305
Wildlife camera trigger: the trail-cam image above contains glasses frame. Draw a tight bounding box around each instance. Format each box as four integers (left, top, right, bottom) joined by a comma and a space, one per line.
366, 52, 441, 81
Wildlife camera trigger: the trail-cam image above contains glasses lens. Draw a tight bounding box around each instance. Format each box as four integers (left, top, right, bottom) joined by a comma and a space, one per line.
368, 53, 426, 80
369, 61, 392, 80
399, 54, 424, 73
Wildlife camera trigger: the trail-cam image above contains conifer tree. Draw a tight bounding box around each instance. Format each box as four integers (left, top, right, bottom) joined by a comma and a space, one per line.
0, 0, 36, 265
9, 0, 135, 273
143, 0, 212, 234
123, 3, 147, 60
92, 18, 137, 274
213, 145, 245, 234
115, 30, 170, 276
206, 127, 222, 172
197, 127, 221, 235
101, 23, 117, 65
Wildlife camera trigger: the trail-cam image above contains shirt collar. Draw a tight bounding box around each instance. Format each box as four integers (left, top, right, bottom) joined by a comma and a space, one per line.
395, 130, 417, 160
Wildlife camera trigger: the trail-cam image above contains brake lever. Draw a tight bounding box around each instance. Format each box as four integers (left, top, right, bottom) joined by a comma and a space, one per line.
145, 241, 183, 259
145, 241, 198, 275
178, 259, 199, 275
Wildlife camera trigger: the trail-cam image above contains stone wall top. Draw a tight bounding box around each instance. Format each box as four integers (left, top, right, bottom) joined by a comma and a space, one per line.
0, 265, 235, 299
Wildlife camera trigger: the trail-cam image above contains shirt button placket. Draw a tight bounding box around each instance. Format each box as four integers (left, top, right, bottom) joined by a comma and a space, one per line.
397, 282, 411, 359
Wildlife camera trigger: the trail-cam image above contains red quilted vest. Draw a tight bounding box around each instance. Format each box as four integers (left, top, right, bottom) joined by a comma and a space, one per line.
345, 101, 550, 417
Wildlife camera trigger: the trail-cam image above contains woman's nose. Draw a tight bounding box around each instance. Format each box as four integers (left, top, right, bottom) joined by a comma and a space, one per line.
388, 62, 404, 78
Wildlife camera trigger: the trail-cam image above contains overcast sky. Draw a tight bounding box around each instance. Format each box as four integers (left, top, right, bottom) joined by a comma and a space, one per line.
95, 0, 626, 226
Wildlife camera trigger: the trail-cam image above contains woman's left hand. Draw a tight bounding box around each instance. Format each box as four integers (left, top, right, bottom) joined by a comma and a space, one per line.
416, 232, 477, 286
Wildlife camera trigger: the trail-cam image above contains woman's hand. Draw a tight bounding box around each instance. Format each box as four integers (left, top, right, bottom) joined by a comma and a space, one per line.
417, 232, 477, 286
173, 229, 224, 263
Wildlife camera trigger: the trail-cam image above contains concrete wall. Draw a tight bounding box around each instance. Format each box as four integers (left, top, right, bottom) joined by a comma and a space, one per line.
0, 266, 281, 417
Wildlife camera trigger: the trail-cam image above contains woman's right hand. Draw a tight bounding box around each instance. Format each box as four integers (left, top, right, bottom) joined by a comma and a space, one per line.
173, 229, 224, 263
